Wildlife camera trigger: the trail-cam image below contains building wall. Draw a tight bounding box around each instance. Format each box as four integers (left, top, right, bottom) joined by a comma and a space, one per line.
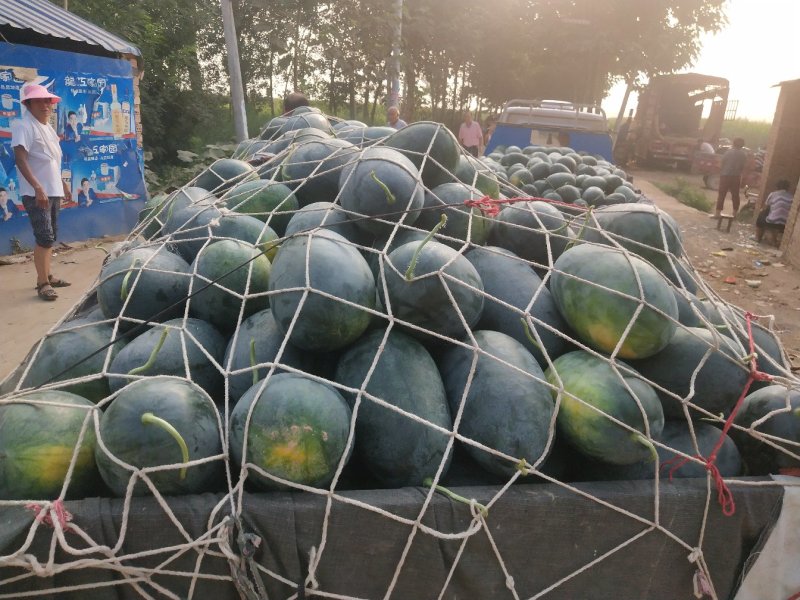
757, 80, 800, 266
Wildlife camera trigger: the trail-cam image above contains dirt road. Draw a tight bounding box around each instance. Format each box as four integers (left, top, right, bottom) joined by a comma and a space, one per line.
1, 175, 798, 382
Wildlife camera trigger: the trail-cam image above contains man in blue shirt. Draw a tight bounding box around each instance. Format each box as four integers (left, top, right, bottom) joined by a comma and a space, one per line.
77, 177, 98, 207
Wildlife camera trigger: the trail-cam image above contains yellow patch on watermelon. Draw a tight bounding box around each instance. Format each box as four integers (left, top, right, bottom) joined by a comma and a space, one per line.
21, 445, 92, 492
261, 425, 328, 483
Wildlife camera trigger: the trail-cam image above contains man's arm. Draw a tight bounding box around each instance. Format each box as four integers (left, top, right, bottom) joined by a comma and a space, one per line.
13, 146, 49, 209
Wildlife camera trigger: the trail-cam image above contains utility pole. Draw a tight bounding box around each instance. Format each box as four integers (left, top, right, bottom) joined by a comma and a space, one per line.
387, 0, 403, 111
220, 0, 248, 142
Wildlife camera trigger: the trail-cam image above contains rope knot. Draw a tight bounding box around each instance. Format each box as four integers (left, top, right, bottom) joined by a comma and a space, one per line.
663, 455, 736, 516
464, 196, 501, 216
25, 499, 74, 533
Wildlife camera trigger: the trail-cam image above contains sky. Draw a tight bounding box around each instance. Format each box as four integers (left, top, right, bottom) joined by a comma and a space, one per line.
602, 0, 800, 123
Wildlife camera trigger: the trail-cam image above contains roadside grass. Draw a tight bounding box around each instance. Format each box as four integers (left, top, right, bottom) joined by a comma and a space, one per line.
654, 178, 713, 212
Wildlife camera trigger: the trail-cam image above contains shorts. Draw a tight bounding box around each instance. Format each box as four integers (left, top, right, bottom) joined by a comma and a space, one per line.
21, 195, 61, 248
465, 145, 479, 157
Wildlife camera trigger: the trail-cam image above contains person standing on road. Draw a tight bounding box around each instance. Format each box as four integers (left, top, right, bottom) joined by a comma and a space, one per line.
11, 84, 72, 301
713, 137, 747, 218
387, 106, 407, 130
458, 111, 483, 157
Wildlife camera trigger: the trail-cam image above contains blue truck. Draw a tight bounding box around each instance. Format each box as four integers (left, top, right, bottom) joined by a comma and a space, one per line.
485, 99, 614, 161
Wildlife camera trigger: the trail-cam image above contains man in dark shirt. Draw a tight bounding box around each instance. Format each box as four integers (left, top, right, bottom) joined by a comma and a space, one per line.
713, 137, 747, 217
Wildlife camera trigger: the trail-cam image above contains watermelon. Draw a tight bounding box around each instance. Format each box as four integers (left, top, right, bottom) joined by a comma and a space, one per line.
163, 203, 223, 262
189, 240, 271, 333
577, 204, 684, 276
108, 318, 227, 400
97, 246, 192, 327
284, 201, 359, 242
0, 391, 99, 500
413, 182, 490, 247
334, 329, 453, 487
551, 244, 678, 359
501, 152, 528, 167
338, 146, 424, 237
95, 377, 222, 496
20, 322, 126, 402
454, 155, 500, 198
269, 113, 334, 139
437, 330, 555, 477
211, 213, 279, 260
279, 138, 359, 206
546, 351, 664, 465
381, 121, 461, 188
732, 385, 800, 475
383, 239, 484, 340
229, 373, 352, 489
631, 327, 749, 419
269, 230, 376, 352
487, 201, 574, 269
465, 246, 571, 368
224, 180, 299, 236
223, 308, 308, 404
194, 159, 256, 194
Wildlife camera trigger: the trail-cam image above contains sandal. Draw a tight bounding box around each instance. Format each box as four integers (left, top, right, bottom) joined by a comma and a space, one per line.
48, 275, 71, 288
36, 283, 58, 301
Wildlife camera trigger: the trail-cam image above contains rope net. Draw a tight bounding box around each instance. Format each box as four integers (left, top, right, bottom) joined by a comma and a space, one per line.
1, 108, 799, 599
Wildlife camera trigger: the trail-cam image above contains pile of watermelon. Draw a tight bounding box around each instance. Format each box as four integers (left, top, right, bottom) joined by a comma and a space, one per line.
1, 106, 798, 506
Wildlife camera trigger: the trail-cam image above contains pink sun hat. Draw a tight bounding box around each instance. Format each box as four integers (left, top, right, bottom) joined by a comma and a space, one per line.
21, 84, 61, 104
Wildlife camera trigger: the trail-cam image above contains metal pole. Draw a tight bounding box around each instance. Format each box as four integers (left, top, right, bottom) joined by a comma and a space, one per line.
220, 0, 248, 142
387, 0, 403, 111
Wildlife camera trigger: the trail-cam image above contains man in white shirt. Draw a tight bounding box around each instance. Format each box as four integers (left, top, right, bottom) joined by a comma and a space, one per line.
458, 111, 483, 157
11, 84, 72, 301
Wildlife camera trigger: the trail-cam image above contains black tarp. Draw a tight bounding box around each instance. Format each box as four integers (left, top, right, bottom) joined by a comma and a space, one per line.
0, 479, 783, 600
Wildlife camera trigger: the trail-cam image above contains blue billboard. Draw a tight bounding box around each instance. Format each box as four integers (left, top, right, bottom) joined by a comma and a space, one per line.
0, 43, 146, 254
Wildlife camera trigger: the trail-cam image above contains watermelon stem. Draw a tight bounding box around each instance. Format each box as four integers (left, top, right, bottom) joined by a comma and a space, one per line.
423, 477, 488, 517
633, 434, 658, 463
405, 214, 448, 281
520, 318, 543, 352
370, 170, 396, 206
120, 258, 142, 302
128, 328, 170, 376
141, 412, 189, 480
249, 338, 259, 386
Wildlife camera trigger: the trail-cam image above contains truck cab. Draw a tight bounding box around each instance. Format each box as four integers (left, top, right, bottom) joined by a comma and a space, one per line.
485, 99, 613, 160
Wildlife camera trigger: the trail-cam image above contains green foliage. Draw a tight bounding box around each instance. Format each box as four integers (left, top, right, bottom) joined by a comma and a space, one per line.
721, 119, 772, 150
655, 178, 713, 212
65, 0, 727, 179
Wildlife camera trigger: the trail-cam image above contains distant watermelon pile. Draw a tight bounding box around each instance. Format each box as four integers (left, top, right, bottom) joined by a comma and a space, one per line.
1, 106, 798, 597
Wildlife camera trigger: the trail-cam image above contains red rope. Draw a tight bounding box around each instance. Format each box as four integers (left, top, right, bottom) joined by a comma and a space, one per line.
662, 312, 773, 516
26, 499, 74, 533
464, 195, 590, 216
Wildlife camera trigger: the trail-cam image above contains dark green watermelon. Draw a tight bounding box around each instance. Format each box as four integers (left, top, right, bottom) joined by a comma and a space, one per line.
334, 329, 453, 487
189, 240, 271, 333
108, 318, 226, 400
631, 327, 749, 419
465, 246, 571, 367
454, 155, 501, 198
438, 330, 555, 477
384, 239, 484, 340
487, 201, 574, 269
95, 377, 222, 496
223, 309, 307, 403
732, 385, 800, 474
229, 373, 352, 490
194, 159, 256, 194
0, 391, 99, 500
224, 180, 299, 236
381, 121, 460, 188
279, 138, 359, 206
20, 322, 126, 402
97, 246, 192, 326
338, 146, 424, 237
269, 230, 376, 351
284, 201, 359, 242
414, 182, 490, 247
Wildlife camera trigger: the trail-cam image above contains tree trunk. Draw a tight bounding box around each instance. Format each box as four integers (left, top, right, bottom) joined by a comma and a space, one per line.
404, 54, 417, 121
348, 79, 356, 120
370, 80, 383, 124
362, 82, 371, 122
